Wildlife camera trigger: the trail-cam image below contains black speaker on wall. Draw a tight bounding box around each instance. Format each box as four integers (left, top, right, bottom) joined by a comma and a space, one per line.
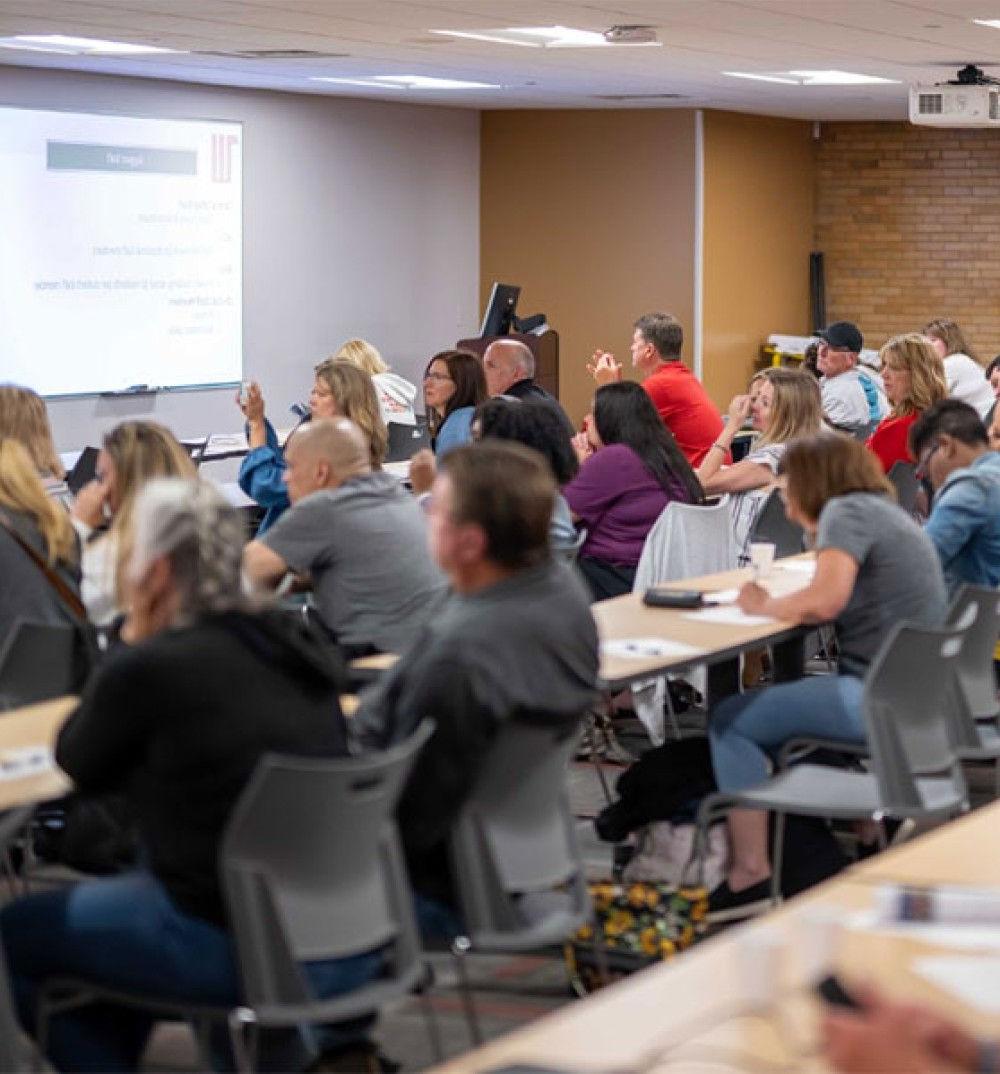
810, 252, 826, 332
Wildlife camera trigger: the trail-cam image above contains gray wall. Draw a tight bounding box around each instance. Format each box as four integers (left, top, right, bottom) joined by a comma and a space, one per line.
0, 67, 480, 452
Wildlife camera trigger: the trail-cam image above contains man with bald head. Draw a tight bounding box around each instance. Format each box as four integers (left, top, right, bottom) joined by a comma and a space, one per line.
244, 417, 444, 655
482, 338, 575, 436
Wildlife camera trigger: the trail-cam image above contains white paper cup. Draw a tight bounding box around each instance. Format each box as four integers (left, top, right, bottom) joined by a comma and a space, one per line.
749, 541, 776, 581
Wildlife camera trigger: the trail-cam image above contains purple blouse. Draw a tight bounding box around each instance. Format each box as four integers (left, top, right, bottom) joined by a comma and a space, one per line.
564, 443, 687, 567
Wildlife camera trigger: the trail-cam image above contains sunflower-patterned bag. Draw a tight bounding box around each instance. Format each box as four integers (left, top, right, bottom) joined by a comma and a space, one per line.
565, 880, 709, 993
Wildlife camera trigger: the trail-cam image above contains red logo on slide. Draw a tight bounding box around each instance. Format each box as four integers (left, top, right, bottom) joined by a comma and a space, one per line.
211, 133, 238, 183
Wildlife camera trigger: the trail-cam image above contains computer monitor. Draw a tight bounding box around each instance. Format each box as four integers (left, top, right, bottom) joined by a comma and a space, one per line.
479, 283, 520, 338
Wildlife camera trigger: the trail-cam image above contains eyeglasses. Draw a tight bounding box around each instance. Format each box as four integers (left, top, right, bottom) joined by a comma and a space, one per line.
915, 442, 940, 480
424, 372, 453, 382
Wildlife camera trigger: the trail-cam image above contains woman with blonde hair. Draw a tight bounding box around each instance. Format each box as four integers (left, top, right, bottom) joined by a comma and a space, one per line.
72, 421, 195, 625
334, 338, 417, 427
0, 438, 81, 649
922, 318, 994, 419
0, 385, 68, 501
867, 333, 947, 473
696, 368, 824, 564
706, 434, 947, 917
237, 360, 388, 532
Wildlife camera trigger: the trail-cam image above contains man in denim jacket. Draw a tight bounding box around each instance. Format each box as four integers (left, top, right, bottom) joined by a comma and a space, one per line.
910, 399, 1000, 594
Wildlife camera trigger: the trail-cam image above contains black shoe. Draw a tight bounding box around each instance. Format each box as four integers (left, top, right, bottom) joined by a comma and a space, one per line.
707, 878, 774, 923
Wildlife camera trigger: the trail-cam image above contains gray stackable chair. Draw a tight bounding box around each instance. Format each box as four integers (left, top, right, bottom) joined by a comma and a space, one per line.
887, 461, 921, 517
747, 489, 806, 559
0, 621, 76, 712
448, 717, 597, 1046
694, 621, 970, 908
37, 721, 440, 1073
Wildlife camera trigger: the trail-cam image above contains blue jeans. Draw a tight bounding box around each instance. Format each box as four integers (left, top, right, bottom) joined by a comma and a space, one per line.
708, 674, 866, 793
0, 871, 383, 1073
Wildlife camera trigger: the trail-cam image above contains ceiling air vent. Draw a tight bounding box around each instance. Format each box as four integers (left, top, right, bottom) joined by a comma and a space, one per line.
196, 49, 349, 60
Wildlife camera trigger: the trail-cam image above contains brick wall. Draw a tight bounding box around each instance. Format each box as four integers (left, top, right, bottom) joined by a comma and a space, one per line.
816, 122, 1000, 360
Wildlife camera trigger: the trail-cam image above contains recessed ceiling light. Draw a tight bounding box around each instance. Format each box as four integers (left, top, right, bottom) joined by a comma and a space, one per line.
723, 71, 800, 85
429, 30, 540, 48
724, 69, 897, 86
0, 34, 178, 54
973, 19, 1000, 29
312, 75, 500, 90
432, 25, 660, 49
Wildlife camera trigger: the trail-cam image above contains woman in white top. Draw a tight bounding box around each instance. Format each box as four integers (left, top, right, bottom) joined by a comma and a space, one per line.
696, 368, 824, 564
923, 319, 994, 419
71, 422, 195, 625
334, 338, 418, 427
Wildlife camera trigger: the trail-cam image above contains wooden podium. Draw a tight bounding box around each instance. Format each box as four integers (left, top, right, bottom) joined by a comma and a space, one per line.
457, 330, 560, 400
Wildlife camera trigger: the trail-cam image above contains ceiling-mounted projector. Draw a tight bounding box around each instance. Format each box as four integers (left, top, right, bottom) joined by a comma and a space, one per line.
909, 64, 1000, 127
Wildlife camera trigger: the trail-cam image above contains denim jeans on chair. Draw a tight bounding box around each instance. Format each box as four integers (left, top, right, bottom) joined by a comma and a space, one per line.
0, 871, 383, 1073
707, 673, 867, 793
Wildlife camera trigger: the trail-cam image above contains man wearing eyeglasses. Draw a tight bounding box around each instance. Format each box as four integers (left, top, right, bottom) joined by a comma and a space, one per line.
909, 399, 1000, 594
816, 321, 886, 434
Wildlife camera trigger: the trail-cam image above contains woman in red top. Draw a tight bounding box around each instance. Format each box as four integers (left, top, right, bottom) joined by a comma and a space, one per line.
866, 333, 946, 473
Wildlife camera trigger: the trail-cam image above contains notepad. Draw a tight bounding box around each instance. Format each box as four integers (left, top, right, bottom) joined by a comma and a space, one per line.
682, 607, 777, 626
848, 911, 1000, 951
602, 638, 703, 660
914, 955, 1000, 1012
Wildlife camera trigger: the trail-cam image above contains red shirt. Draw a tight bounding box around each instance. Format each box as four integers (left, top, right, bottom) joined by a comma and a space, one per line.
866, 412, 919, 473
642, 361, 725, 467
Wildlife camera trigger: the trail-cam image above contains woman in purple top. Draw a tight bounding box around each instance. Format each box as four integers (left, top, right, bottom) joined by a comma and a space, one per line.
566, 381, 704, 601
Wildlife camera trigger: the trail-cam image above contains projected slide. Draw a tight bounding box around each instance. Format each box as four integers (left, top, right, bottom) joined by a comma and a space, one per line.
0, 107, 242, 396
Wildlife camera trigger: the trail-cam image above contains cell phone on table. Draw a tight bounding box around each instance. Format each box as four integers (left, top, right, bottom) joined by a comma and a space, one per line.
642, 587, 704, 609
814, 973, 862, 1010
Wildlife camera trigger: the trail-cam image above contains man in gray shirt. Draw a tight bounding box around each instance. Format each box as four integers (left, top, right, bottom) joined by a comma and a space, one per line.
243, 418, 444, 655
817, 321, 886, 433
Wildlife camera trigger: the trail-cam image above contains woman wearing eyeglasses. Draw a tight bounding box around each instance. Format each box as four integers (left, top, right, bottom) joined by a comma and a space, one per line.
422, 350, 487, 455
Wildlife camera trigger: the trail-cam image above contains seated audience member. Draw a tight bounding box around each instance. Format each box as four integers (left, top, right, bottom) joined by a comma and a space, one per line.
566, 381, 704, 601
923, 318, 995, 419
801, 340, 821, 380
816, 321, 887, 433
986, 354, 1000, 399
0, 439, 81, 651
1, 479, 376, 1074
475, 397, 581, 555
244, 418, 444, 656
0, 384, 70, 505
353, 442, 599, 921
481, 338, 575, 436
909, 400, 1000, 594
990, 404, 1000, 453
867, 333, 947, 473
823, 984, 996, 1074
586, 312, 724, 466
333, 337, 418, 427
238, 359, 388, 532
708, 435, 946, 916
423, 349, 487, 455
71, 421, 195, 626
696, 368, 823, 564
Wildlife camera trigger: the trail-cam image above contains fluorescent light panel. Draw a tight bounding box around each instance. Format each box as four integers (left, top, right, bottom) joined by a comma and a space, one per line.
0, 34, 177, 54
313, 75, 499, 90
723, 71, 799, 84
972, 19, 1000, 29
724, 69, 897, 86
432, 25, 659, 48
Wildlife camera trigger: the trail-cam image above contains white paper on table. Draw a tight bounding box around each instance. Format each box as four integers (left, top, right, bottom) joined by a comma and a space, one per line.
383, 460, 411, 481
775, 560, 816, 575
914, 955, 1000, 1012
847, 911, 1000, 951
602, 638, 703, 660
682, 607, 777, 626
0, 747, 53, 782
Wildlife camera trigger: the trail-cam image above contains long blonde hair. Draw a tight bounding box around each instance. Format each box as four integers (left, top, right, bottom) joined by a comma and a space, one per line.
757, 368, 823, 447
312, 359, 387, 467
0, 439, 76, 566
333, 338, 388, 377
879, 333, 948, 418
0, 385, 64, 480
922, 318, 980, 365
100, 422, 196, 606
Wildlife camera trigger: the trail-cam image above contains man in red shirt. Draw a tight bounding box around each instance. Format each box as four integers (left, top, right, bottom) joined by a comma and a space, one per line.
587, 312, 725, 466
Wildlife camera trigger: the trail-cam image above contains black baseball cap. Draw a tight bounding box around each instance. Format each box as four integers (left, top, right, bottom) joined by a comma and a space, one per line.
816, 321, 863, 353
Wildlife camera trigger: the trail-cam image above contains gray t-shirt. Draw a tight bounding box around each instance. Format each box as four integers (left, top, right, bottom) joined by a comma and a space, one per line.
816, 493, 947, 675
262, 472, 445, 653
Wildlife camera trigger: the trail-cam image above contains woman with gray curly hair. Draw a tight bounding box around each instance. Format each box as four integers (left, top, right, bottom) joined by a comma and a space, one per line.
1, 479, 381, 1073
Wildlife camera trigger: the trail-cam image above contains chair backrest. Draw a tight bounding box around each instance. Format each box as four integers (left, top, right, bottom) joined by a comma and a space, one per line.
559, 527, 587, 563
220, 720, 434, 1008
633, 496, 736, 591
0, 621, 76, 711
863, 621, 968, 811
887, 461, 920, 515
386, 420, 431, 462
946, 585, 1000, 727
747, 488, 805, 559
449, 718, 589, 942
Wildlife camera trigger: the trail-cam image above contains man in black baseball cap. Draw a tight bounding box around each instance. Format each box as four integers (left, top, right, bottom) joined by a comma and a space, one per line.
816, 321, 886, 433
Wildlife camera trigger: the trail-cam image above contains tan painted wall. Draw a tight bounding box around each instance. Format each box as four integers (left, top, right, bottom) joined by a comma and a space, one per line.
702, 111, 816, 407
480, 110, 697, 425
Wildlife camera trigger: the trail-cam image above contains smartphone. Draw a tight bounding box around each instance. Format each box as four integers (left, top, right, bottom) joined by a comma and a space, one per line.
239, 381, 251, 406
643, 588, 704, 609
814, 974, 862, 1010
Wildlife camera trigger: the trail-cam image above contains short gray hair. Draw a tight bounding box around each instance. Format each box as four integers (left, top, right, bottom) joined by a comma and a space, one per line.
131, 478, 250, 621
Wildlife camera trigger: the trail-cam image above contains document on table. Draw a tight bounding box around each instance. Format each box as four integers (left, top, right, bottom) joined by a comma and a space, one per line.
0, 747, 54, 782
848, 911, 1000, 951
682, 607, 777, 626
602, 638, 703, 660
914, 955, 1000, 1012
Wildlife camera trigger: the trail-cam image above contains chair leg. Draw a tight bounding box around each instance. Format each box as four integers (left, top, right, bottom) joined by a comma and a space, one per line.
416, 967, 444, 1064
664, 679, 682, 741
228, 1006, 259, 1074
451, 936, 482, 1047
769, 812, 785, 907
584, 710, 613, 805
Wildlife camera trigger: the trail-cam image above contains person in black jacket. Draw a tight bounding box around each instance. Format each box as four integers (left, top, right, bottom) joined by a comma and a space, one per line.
0, 478, 374, 1073
482, 338, 576, 437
